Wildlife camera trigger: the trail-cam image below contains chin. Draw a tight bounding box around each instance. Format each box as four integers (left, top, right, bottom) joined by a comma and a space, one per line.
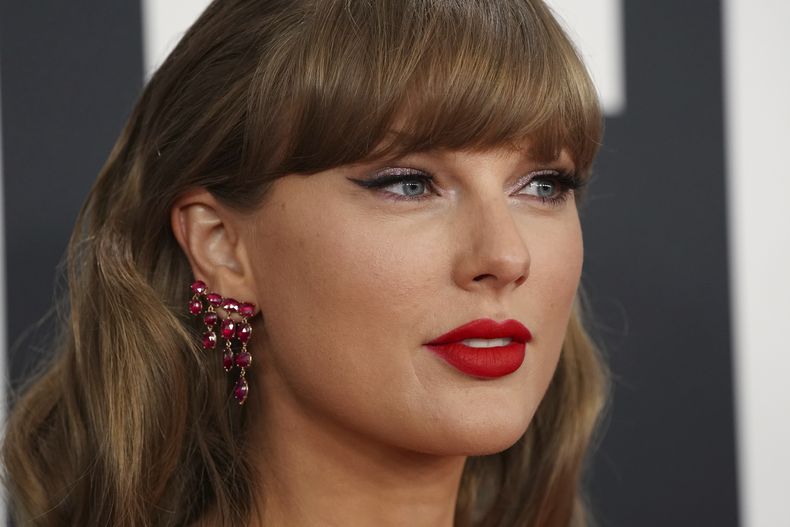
460, 433, 527, 457
462, 419, 532, 456
410, 406, 535, 457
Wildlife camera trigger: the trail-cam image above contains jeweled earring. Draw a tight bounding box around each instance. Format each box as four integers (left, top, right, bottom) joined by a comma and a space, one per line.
189, 280, 256, 405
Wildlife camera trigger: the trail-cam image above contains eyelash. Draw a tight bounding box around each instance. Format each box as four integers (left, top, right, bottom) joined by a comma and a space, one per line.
351, 168, 583, 206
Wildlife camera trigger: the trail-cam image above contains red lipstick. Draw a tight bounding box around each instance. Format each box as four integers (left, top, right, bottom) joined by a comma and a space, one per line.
425, 318, 532, 378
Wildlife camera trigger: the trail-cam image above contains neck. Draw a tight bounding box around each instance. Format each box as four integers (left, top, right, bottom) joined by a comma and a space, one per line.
244, 377, 467, 527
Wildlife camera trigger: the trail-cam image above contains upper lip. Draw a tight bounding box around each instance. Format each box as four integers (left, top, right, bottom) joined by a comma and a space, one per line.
425, 318, 532, 345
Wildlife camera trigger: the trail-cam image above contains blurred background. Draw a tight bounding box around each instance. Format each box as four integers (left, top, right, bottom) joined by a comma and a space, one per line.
0, 1, 788, 526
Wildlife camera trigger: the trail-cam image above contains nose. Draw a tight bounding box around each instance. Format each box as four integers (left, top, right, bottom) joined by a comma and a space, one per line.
452, 193, 531, 293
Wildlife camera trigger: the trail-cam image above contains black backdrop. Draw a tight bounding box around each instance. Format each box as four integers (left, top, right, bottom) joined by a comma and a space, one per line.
0, 1, 738, 525
582, 1, 737, 524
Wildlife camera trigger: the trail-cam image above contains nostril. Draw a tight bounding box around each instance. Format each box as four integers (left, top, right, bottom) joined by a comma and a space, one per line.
473, 274, 526, 285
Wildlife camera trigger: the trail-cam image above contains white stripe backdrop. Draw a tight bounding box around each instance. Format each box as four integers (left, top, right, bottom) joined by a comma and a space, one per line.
545, 0, 625, 115
142, 0, 213, 80
724, 1, 790, 526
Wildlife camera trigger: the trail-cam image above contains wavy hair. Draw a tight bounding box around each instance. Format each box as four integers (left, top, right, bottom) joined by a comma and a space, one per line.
2, 1, 608, 525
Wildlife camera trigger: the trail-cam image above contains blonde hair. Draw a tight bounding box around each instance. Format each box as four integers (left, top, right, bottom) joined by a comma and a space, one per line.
2, 1, 608, 525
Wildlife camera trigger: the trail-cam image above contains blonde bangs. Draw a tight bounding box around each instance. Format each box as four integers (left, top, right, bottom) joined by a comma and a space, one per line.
250, 0, 603, 180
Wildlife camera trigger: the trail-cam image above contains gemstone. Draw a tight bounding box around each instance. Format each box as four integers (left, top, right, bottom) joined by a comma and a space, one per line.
203, 311, 218, 327
221, 318, 236, 339
190, 280, 207, 294
189, 299, 203, 315
234, 376, 249, 404
202, 331, 217, 350
206, 293, 223, 307
235, 351, 252, 368
239, 302, 255, 318
221, 298, 240, 313
223, 350, 234, 372
237, 323, 252, 343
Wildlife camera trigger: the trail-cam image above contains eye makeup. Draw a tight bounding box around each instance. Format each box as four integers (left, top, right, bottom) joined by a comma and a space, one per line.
510, 169, 585, 206
347, 167, 438, 202
347, 166, 585, 206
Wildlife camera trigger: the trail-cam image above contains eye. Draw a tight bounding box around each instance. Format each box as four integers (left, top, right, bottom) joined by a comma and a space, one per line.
388, 177, 429, 197
348, 168, 437, 201
516, 169, 582, 206
524, 178, 560, 199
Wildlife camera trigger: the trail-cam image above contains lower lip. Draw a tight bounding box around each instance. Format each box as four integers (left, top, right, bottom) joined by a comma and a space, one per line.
425, 341, 526, 378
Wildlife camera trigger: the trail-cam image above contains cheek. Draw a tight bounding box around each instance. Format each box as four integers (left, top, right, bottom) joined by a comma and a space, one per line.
526, 214, 583, 322
514, 214, 583, 414
249, 188, 440, 417
261, 210, 433, 338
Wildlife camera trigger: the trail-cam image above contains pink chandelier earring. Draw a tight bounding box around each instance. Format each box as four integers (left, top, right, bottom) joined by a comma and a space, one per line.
189, 280, 255, 405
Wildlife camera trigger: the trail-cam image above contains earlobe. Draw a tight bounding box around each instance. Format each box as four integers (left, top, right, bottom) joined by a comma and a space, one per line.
170, 188, 256, 302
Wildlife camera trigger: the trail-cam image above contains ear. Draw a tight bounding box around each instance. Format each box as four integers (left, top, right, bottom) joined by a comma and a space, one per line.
171, 188, 258, 306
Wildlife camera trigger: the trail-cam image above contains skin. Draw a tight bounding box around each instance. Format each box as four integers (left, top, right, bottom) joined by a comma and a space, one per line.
173, 142, 583, 527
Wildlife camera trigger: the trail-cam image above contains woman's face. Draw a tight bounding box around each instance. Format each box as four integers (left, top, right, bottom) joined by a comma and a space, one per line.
243, 142, 582, 455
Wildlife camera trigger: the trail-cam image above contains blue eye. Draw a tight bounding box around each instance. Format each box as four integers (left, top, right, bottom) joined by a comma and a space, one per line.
391, 178, 428, 197
524, 179, 559, 199
349, 167, 584, 205
517, 170, 582, 206
349, 168, 436, 201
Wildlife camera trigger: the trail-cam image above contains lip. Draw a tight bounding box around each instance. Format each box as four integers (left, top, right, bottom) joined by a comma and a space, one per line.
425, 318, 532, 378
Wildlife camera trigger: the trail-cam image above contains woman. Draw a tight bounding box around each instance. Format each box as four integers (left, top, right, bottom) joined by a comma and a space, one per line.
2, 0, 608, 526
